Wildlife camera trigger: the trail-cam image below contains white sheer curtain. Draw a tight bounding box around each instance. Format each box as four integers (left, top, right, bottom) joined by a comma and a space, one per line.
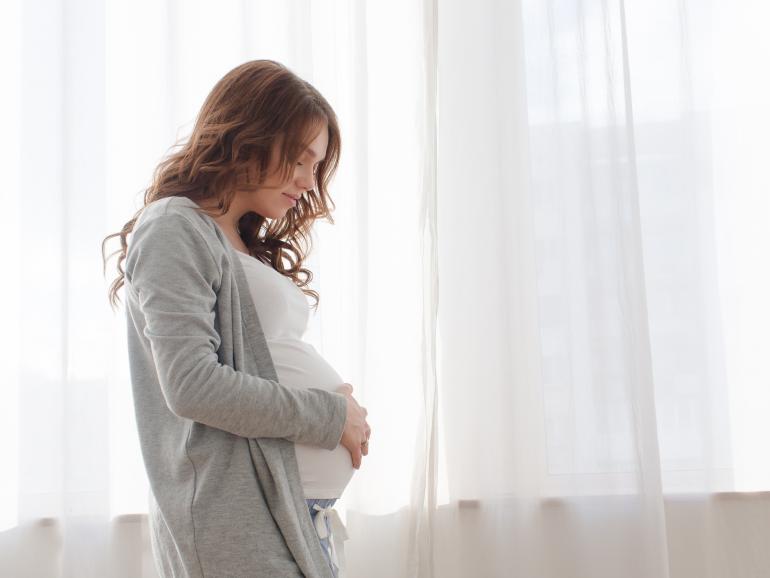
419, 0, 770, 577
1, 0, 768, 577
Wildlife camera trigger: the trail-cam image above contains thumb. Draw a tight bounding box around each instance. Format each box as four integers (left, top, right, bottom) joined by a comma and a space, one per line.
336, 383, 354, 394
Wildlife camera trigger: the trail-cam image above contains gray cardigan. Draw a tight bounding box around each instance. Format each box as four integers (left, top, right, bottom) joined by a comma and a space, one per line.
124, 195, 348, 577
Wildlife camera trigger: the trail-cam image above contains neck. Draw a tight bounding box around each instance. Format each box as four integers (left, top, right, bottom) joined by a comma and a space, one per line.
198, 197, 246, 236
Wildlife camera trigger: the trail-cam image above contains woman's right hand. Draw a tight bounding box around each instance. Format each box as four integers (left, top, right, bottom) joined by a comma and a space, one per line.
335, 383, 370, 469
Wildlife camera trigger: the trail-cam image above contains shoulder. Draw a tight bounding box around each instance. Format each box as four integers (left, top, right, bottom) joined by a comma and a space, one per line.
131, 197, 226, 249
134, 196, 214, 233
126, 196, 227, 278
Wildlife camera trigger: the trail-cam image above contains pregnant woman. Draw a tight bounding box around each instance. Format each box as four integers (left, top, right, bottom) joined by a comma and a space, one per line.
103, 60, 370, 578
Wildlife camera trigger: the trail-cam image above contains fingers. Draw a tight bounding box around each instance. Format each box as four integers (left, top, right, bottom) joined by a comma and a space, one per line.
360, 407, 370, 449
351, 446, 362, 469
361, 423, 371, 456
336, 383, 371, 469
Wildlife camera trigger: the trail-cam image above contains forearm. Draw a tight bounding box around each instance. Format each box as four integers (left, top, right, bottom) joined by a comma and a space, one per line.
165, 352, 347, 449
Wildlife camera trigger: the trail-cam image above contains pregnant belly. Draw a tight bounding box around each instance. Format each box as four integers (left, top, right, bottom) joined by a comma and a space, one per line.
268, 339, 356, 498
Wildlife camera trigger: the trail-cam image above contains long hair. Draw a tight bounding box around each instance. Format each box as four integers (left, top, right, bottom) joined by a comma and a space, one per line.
101, 59, 342, 311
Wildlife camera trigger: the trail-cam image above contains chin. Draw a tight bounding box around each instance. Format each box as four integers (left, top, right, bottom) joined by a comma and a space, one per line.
266, 208, 291, 220
253, 204, 288, 220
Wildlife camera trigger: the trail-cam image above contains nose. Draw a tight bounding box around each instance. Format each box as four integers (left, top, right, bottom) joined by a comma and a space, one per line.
295, 165, 315, 190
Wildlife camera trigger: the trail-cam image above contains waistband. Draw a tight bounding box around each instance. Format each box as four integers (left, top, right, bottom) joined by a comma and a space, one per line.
308, 500, 349, 576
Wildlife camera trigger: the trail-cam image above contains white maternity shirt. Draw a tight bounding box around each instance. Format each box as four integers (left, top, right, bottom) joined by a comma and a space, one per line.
235, 250, 355, 499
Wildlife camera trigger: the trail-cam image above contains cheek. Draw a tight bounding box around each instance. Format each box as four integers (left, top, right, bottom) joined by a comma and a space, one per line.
264, 165, 293, 188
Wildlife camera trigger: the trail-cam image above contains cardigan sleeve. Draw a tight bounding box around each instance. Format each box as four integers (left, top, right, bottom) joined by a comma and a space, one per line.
124, 211, 347, 451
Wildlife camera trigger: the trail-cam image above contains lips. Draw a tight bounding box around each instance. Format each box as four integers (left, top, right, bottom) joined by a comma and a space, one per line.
283, 193, 300, 201
283, 193, 298, 206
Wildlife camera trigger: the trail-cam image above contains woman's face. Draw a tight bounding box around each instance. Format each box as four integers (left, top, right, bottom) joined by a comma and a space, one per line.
241, 122, 329, 220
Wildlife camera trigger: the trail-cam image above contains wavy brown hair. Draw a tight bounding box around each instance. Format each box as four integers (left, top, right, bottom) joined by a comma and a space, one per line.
102, 59, 341, 312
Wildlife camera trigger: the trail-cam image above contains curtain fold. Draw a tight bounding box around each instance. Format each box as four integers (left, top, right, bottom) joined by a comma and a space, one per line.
406, 0, 440, 574
1, 0, 768, 576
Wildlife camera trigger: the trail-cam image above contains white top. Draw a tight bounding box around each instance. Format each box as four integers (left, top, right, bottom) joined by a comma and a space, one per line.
236, 250, 355, 499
